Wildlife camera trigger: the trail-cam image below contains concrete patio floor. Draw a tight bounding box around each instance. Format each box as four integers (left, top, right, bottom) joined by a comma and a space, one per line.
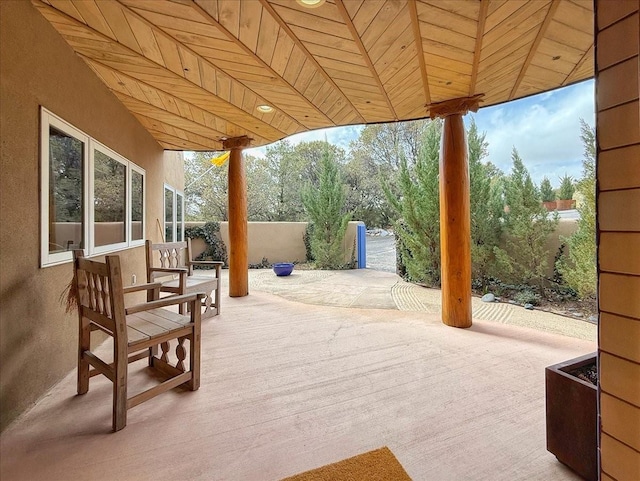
1, 269, 595, 480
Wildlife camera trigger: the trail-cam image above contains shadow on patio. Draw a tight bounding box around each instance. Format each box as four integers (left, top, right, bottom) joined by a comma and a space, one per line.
0, 271, 593, 480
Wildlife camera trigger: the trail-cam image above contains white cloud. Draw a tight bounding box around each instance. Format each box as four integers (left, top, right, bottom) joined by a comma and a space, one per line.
246, 124, 364, 158
472, 80, 595, 186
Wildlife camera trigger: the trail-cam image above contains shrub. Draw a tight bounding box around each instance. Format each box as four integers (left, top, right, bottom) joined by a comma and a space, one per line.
184, 222, 228, 267
303, 223, 315, 262
556, 120, 596, 299
384, 120, 441, 286
503, 149, 558, 287
513, 289, 542, 306
301, 143, 351, 269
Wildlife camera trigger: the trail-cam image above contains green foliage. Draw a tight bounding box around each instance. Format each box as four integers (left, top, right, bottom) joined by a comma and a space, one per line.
387, 119, 509, 288
503, 148, 558, 287
301, 143, 352, 269
345, 120, 429, 228
467, 119, 509, 287
303, 223, 315, 262
556, 120, 597, 299
184, 222, 228, 267
558, 174, 575, 200
93, 151, 126, 223
540, 176, 556, 202
384, 119, 442, 286
249, 257, 270, 269
185, 151, 283, 221
513, 289, 542, 306
49, 132, 83, 222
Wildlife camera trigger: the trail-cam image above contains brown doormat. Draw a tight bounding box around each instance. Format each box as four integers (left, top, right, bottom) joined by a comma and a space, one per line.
280, 447, 412, 481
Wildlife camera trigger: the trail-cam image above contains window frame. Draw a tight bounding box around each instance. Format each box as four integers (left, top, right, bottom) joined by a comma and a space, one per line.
90, 141, 129, 255
163, 184, 184, 243
40, 108, 146, 267
129, 163, 146, 246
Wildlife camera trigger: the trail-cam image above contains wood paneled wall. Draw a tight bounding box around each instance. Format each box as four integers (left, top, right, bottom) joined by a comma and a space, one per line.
596, 2, 640, 480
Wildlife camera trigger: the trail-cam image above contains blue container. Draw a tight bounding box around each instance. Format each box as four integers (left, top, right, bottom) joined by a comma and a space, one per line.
273, 262, 294, 276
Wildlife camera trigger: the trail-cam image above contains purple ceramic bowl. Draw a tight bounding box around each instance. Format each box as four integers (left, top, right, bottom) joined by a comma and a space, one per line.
273, 262, 294, 276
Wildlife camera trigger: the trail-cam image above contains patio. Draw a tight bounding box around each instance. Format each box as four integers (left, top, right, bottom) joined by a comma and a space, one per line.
0, 271, 594, 481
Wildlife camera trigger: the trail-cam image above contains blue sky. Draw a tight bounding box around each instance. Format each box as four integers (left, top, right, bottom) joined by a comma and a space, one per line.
247, 79, 595, 188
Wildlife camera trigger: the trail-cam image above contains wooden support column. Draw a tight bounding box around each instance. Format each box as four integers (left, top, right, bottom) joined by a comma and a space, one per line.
430, 95, 482, 328
223, 136, 252, 297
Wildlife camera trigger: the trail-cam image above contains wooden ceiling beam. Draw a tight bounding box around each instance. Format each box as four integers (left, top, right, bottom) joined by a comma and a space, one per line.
335, 0, 398, 120
469, 0, 489, 96
407, 0, 431, 109
562, 43, 593, 86
187, 1, 336, 129
111, 88, 234, 143
509, 0, 561, 100
85, 55, 272, 145
116, 0, 306, 133
257, 0, 365, 124
33, 0, 286, 142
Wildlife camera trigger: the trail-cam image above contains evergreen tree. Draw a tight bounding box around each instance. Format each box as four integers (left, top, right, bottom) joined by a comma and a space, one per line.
301, 142, 352, 269
503, 148, 558, 286
384, 120, 442, 285
540, 177, 556, 202
468, 119, 508, 286
558, 174, 575, 200
557, 120, 596, 298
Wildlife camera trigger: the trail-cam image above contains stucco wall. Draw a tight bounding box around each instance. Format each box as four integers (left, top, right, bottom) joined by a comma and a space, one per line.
188, 222, 361, 265
0, 1, 169, 431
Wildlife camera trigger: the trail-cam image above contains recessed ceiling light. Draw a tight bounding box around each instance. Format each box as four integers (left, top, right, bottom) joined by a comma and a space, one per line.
296, 0, 326, 8
257, 105, 274, 113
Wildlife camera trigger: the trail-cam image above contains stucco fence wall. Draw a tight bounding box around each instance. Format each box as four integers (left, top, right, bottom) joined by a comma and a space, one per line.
187, 221, 362, 266
542, 219, 578, 277
185, 219, 578, 275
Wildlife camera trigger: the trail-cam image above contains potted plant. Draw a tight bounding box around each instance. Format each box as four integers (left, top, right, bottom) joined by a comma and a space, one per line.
545, 352, 597, 481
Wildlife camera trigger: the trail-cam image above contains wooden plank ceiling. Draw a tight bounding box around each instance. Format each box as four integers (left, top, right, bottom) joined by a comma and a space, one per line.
33, 0, 594, 151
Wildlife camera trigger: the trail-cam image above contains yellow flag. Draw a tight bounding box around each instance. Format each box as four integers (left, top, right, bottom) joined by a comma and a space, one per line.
210, 151, 230, 166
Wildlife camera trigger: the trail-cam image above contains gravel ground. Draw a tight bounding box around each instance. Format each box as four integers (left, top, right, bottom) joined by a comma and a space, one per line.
366, 235, 396, 273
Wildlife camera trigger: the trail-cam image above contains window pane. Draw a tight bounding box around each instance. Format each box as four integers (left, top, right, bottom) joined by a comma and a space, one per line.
49, 127, 84, 254
176, 193, 183, 242
165, 187, 174, 242
94, 150, 126, 247
131, 170, 144, 241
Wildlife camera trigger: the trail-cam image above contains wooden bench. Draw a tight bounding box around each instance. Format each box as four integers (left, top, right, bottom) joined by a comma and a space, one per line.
145, 239, 222, 318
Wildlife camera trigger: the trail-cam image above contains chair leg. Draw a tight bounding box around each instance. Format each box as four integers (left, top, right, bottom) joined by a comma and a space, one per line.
77, 318, 90, 395
148, 345, 158, 367
188, 307, 201, 391
113, 340, 128, 432
214, 283, 220, 316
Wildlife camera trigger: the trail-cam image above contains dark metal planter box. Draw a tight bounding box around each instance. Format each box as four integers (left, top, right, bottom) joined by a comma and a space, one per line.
546, 353, 598, 481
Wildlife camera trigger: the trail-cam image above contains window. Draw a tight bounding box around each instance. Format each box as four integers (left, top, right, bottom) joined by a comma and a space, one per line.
40, 108, 145, 267
164, 185, 184, 243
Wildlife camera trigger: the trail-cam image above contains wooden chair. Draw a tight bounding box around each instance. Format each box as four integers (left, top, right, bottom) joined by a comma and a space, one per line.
145, 239, 222, 318
73, 250, 203, 432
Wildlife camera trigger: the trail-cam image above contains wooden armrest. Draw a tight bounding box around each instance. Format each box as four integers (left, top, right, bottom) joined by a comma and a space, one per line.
190, 260, 223, 266
123, 282, 162, 294
150, 267, 188, 274
126, 293, 206, 315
